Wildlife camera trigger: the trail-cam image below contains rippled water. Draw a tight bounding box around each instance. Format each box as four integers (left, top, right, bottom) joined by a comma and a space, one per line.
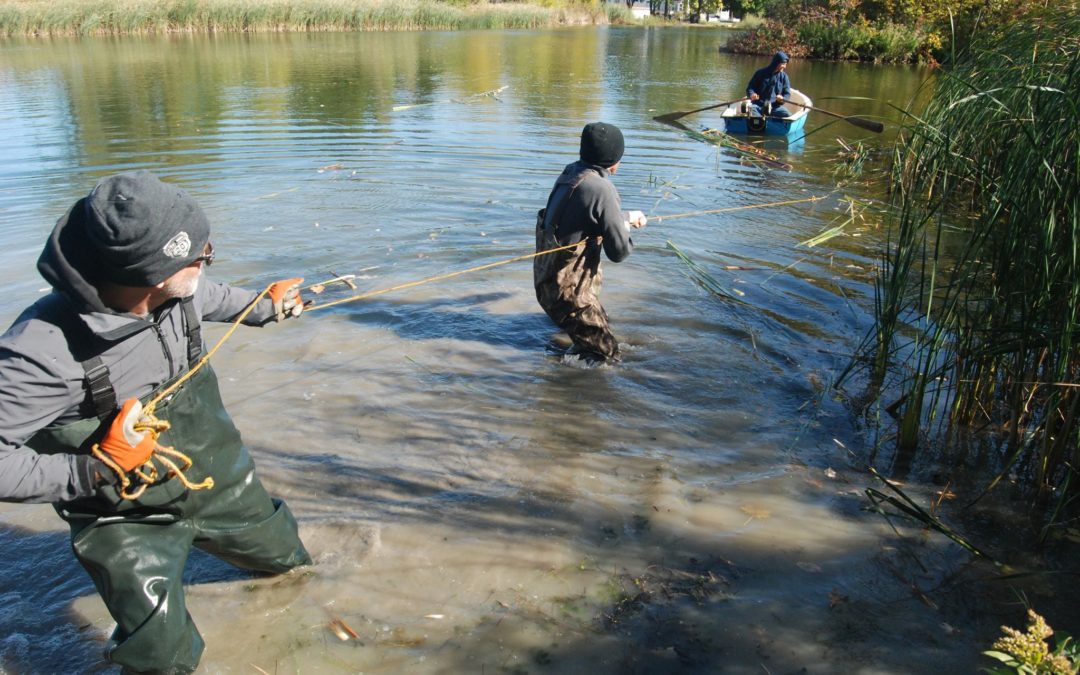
0, 27, 1001, 674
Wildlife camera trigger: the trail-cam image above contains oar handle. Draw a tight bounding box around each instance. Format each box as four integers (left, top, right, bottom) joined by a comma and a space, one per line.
786, 100, 884, 133
654, 97, 748, 123
686, 97, 748, 116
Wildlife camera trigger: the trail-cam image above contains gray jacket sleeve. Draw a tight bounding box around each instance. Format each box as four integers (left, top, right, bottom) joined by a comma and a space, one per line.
589, 177, 634, 263
0, 322, 101, 503
197, 278, 277, 324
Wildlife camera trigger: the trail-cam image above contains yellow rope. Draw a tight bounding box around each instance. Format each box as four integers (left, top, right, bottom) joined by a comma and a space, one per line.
94, 285, 274, 499
305, 238, 592, 313
93, 195, 823, 498
652, 195, 823, 222
144, 285, 274, 414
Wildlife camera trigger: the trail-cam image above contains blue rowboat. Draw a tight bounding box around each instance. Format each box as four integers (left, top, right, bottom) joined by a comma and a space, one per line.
721, 89, 811, 137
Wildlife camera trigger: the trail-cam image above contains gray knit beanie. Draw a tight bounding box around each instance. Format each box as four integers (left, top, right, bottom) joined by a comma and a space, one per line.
83, 171, 211, 286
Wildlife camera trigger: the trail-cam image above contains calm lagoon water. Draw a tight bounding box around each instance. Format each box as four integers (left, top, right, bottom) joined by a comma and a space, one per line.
0, 26, 1005, 674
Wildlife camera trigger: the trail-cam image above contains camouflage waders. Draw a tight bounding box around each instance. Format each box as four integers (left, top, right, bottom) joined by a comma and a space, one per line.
533, 204, 620, 362
28, 299, 310, 674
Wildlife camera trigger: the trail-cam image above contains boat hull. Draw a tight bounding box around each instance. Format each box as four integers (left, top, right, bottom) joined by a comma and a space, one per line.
723, 113, 807, 137
721, 89, 811, 138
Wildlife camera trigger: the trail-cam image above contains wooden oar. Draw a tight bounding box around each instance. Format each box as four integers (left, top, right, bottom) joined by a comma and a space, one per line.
785, 99, 884, 133
654, 97, 748, 124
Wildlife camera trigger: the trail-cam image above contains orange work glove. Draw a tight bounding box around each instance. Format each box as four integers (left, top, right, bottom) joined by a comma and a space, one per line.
269, 277, 305, 322
96, 398, 155, 472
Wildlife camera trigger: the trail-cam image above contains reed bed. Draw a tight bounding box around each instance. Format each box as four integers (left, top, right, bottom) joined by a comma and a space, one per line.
849, 5, 1079, 524
0, 0, 604, 36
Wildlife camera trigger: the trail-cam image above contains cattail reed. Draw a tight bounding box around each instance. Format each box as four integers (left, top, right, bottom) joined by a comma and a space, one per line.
851, 4, 1079, 526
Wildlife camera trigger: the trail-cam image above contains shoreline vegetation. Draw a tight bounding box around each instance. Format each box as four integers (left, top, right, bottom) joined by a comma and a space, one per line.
6, 0, 1054, 66
843, 2, 1079, 531
0, 0, 627, 37
726, 0, 1069, 63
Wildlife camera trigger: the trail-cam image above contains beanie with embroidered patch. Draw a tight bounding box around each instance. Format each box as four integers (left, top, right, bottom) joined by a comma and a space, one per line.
83, 171, 211, 286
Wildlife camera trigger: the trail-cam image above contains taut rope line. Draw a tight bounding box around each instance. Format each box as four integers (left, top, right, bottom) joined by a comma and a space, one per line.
305, 196, 824, 312
304, 239, 591, 313
651, 195, 822, 222
99, 194, 824, 497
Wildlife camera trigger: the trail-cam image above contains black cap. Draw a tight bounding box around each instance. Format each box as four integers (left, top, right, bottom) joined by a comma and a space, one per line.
579, 122, 625, 168
80, 171, 211, 286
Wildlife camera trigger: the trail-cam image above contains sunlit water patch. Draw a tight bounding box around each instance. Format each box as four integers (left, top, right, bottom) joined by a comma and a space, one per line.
0, 27, 1001, 675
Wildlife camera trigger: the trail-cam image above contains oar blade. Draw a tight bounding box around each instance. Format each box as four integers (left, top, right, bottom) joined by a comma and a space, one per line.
653, 98, 746, 126
844, 116, 885, 133
654, 111, 690, 124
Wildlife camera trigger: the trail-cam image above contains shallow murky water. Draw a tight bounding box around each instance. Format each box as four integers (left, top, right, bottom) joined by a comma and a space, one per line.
0, 27, 1019, 674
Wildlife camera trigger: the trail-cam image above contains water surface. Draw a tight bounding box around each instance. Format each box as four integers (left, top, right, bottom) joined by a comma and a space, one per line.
1, 27, 1001, 674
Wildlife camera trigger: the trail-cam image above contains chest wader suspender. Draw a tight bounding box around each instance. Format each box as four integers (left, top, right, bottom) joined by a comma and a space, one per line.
80, 298, 201, 419
533, 174, 592, 303
80, 297, 214, 499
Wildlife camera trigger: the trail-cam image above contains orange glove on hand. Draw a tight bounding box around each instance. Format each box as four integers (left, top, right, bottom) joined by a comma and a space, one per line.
269, 277, 305, 322
96, 398, 155, 472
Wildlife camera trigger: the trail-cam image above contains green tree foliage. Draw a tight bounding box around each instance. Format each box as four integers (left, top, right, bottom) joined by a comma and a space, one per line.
685, 0, 722, 16
726, 0, 1061, 62
724, 0, 768, 16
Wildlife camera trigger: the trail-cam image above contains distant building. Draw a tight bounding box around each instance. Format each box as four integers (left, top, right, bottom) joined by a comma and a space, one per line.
606, 1, 685, 20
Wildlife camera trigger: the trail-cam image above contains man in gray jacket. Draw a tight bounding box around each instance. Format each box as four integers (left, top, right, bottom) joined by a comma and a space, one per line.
0, 171, 311, 673
533, 122, 647, 363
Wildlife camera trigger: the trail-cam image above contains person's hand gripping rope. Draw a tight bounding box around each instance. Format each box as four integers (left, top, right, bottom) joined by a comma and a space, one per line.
269, 277, 305, 322
95, 398, 156, 473
93, 397, 213, 499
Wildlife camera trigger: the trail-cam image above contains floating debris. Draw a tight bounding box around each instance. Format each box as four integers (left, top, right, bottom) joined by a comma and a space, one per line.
327, 617, 360, 641
392, 85, 509, 112
697, 128, 792, 170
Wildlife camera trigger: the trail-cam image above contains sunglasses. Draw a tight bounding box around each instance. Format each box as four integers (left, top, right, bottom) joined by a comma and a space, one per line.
193, 241, 215, 267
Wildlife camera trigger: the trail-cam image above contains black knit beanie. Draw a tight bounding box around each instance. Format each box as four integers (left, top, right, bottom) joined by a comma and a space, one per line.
82, 171, 211, 286
579, 122, 625, 168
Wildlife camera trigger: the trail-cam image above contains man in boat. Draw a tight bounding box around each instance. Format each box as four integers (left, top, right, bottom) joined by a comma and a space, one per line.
534, 122, 647, 364
0, 171, 311, 673
746, 51, 792, 118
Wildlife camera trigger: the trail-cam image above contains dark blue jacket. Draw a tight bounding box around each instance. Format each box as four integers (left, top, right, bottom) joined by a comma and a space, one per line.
746, 53, 791, 103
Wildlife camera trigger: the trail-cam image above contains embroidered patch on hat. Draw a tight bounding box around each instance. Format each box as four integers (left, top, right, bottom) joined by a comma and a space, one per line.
163, 231, 192, 259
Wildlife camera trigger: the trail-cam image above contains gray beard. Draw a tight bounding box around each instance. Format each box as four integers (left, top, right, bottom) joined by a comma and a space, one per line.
161, 271, 200, 299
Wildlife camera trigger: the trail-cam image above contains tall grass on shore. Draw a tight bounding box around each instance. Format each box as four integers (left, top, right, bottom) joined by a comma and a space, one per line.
0, 0, 605, 36
848, 6, 1079, 523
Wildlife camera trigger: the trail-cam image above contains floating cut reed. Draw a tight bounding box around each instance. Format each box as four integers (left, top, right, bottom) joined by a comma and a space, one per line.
0, 0, 600, 36
853, 5, 1079, 521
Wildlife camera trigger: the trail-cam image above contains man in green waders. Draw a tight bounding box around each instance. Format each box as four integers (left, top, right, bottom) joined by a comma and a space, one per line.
534, 121, 647, 363
0, 171, 312, 673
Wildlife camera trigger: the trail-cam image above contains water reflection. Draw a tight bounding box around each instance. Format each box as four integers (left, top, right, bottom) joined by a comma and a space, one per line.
0, 26, 1000, 675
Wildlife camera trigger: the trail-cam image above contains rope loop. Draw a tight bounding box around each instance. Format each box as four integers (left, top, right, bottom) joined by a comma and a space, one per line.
90, 284, 273, 500
92, 412, 215, 500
